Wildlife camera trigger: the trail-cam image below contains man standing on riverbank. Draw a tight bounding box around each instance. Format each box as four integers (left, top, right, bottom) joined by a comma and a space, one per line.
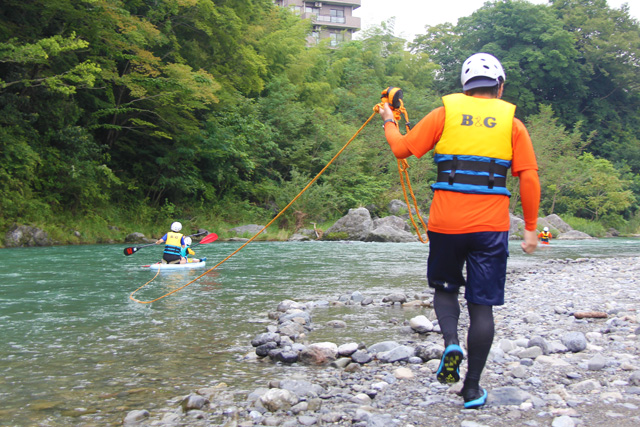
378, 53, 540, 408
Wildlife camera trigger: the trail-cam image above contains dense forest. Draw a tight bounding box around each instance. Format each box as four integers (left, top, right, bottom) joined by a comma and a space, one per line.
1, 0, 639, 244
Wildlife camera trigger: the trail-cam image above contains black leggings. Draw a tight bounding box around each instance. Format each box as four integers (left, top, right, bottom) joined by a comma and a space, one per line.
434, 289, 494, 388
163, 253, 182, 264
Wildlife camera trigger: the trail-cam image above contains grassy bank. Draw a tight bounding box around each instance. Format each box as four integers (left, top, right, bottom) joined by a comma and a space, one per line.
3, 202, 639, 247
0, 203, 338, 247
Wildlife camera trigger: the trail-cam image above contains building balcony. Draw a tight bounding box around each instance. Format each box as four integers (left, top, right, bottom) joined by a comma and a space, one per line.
317, 0, 361, 8
275, 0, 361, 8
301, 12, 361, 30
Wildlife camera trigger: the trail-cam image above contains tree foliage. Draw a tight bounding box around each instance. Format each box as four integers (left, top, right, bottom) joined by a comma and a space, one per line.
1, 0, 639, 236
526, 104, 590, 215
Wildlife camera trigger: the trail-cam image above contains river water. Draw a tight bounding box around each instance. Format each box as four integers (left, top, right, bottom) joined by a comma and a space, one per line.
1, 238, 639, 425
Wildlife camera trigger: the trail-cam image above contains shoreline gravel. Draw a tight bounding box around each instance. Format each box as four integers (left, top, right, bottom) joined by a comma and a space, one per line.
128, 256, 640, 427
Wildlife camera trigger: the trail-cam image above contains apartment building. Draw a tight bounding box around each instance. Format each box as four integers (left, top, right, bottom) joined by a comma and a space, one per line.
274, 1, 361, 46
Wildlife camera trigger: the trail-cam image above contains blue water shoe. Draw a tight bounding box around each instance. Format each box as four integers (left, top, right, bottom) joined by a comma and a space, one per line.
462, 387, 488, 409
436, 344, 464, 384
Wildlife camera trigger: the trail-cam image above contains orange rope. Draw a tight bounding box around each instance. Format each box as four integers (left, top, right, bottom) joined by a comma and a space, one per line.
130, 111, 379, 304
387, 102, 429, 244
397, 159, 429, 243
130, 104, 429, 304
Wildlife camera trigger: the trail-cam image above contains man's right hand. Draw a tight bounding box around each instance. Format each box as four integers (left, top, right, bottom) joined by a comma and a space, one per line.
378, 103, 394, 121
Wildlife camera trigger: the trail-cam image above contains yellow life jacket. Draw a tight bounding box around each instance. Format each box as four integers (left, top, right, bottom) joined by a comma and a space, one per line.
163, 232, 183, 256
432, 93, 515, 196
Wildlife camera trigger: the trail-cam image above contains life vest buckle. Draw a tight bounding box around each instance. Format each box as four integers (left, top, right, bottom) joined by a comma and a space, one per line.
448, 156, 458, 185
488, 159, 496, 189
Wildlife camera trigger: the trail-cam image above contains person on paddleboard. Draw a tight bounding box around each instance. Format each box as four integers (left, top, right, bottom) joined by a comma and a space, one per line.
538, 226, 553, 244
155, 221, 186, 264
181, 237, 202, 263
378, 53, 540, 409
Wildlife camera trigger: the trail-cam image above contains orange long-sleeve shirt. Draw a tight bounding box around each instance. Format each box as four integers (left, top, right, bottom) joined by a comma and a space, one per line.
384, 103, 540, 233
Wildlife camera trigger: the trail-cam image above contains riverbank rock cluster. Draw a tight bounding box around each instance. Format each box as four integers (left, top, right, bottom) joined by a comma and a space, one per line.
248, 296, 440, 367
129, 256, 640, 426
320, 205, 592, 243
4, 224, 52, 247
197, 209, 592, 243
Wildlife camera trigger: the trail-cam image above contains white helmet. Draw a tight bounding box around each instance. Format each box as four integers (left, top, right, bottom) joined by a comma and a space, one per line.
543, 227, 549, 232
171, 221, 182, 232
184, 237, 192, 246
461, 53, 506, 91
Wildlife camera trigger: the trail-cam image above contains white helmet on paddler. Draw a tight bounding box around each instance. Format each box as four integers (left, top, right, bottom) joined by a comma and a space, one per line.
184, 236, 192, 246
171, 221, 182, 232
461, 53, 506, 91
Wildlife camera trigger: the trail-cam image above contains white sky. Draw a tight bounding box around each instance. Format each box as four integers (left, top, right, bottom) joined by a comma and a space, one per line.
354, 0, 640, 41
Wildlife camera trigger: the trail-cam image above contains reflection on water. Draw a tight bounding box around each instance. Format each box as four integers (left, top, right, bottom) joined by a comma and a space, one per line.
0, 238, 639, 424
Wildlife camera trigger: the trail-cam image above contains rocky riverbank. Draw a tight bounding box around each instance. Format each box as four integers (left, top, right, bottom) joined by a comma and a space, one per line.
0, 203, 598, 247
125, 256, 640, 427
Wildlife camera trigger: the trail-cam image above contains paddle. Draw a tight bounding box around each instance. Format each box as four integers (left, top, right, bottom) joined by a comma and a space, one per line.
191, 232, 218, 246
123, 242, 156, 256
123, 231, 213, 256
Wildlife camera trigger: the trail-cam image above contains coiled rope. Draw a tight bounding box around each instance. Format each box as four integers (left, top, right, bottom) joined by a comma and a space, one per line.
397, 159, 429, 243
130, 106, 428, 304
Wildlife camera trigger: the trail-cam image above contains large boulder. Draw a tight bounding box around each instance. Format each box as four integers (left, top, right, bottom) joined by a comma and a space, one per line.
557, 230, 595, 240
125, 232, 154, 243
325, 208, 421, 242
388, 199, 428, 223
537, 214, 573, 235
324, 207, 373, 240
541, 214, 573, 233
365, 216, 418, 243
509, 214, 526, 240
366, 225, 417, 242
229, 224, 265, 236
4, 225, 52, 247
511, 213, 589, 240
288, 233, 311, 241
388, 199, 407, 215
374, 215, 411, 232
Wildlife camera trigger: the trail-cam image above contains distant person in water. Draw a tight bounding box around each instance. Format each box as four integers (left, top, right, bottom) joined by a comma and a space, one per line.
155, 221, 186, 264
538, 226, 552, 244
181, 237, 201, 263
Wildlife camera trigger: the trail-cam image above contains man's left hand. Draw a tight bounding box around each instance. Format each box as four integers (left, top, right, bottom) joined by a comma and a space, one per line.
521, 229, 537, 254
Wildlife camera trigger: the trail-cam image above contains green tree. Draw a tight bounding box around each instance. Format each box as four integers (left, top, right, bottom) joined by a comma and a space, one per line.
0, 32, 100, 94
550, 0, 640, 172
526, 104, 590, 214
0, 23, 105, 223
566, 153, 635, 221
421, 1, 585, 119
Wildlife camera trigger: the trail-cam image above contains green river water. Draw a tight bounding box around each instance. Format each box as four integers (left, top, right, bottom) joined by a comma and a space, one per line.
1, 239, 639, 426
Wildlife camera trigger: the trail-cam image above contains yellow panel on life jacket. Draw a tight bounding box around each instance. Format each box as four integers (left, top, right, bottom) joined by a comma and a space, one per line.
436, 93, 515, 160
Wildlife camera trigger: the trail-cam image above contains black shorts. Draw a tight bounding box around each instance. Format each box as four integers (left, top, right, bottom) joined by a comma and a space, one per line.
163, 253, 182, 264
427, 230, 509, 306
